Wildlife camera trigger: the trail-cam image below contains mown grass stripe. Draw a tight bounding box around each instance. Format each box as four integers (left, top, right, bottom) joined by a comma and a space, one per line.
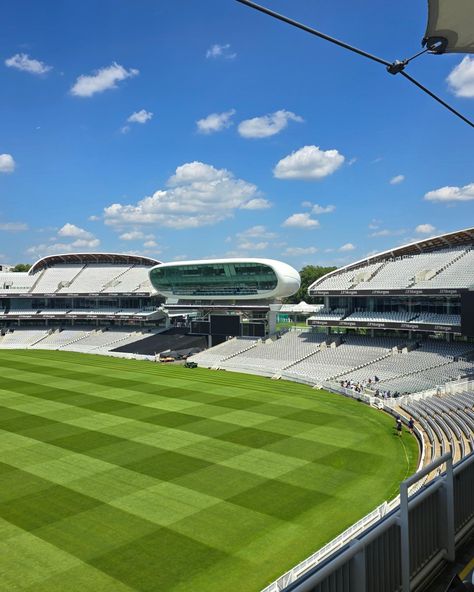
0, 350, 419, 592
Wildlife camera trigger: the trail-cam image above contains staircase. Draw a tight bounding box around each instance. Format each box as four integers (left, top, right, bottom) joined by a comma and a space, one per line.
58, 264, 86, 292
29, 329, 54, 348
348, 260, 387, 289
101, 265, 134, 292
220, 340, 258, 362
328, 350, 395, 381
407, 248, 470, 288
28, 269, 46, 293
58, 329, 95, 350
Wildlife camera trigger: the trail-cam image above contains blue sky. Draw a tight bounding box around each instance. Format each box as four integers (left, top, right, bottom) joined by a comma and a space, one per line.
0, 0, 473, 269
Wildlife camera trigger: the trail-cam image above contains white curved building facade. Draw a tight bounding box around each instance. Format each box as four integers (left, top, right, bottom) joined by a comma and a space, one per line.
149, 258, 300, 301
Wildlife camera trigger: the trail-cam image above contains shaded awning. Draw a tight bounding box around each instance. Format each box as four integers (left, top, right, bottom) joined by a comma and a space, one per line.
424, 0, 474, 53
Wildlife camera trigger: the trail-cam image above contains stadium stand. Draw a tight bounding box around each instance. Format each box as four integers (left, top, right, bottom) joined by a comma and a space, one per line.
216, 330, 329, 376
345, 310, 416, 323
188, 336, 258, 367
30, 264, 84, 293
307, 307, 347, 321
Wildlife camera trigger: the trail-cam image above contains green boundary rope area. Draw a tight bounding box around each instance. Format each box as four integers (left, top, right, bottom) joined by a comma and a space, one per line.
0, 350, 418, 592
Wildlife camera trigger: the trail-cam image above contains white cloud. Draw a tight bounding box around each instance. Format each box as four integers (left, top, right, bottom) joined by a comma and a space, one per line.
58, 223, 94, 240
71, 238, 100, 248
127, 109, 153, 124
284, 246, 318, 256
447, 56, 474, 98
5, 53, 52, 75
196, 109, 235, 134
368, 219, 382, 230
0, 154, 15, 173
103, 161, 267, 229
28, 224, 100, 257
370, 228, 406, 238
415, 224, 435, 234
70, 63, 139, 97
27, 238, 99, 257
237, 240, 269, 251
424, 183, 474, 203
339, 243, 356, 252
119, 231, 145, 241
237, 225, 277, 239
312, 204, 335, 214
88, 215, 100, 222
143, 240, 158, 248
0, 222, 28, 232
274, 145, 345, 180
390, 174, 405, 185
240, 198, 272, 210
348, 157, 357, 166
238, 110, 303, 139
282, 213, 320, 229
206, 43, 236, 59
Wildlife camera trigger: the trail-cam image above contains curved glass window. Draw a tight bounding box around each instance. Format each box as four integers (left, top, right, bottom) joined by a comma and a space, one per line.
150, 263, 278, 296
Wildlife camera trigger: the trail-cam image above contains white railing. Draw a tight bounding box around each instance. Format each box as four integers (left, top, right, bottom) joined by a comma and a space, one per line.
261, 421, 427, 592
261, 500, 397, 592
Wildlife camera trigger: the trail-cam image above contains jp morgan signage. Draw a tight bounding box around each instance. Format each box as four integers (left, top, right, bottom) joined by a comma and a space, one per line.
308, 319, 460, 333
311, 288, 465, 296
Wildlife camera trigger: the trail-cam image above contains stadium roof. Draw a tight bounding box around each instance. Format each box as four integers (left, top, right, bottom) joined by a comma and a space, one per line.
323, 227, 474, 276
309, 227, 474, 294
30, 253, 161, 273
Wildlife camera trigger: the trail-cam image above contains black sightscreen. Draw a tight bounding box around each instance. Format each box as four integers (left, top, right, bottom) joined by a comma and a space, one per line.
190, 320, 210, 334
210, 315, 240, 336
461, 292, 474, 337
241, 322, 265, 337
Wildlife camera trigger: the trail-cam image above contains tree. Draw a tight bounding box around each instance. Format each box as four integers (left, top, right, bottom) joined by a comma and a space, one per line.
284, 265, 337, 303
11, 263, 32, 272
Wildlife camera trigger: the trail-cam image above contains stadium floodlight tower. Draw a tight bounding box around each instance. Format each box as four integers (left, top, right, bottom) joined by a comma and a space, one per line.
149, 258, 300, 340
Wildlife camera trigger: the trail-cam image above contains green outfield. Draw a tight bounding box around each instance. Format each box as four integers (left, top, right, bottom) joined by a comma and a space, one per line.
0, 350, 418, 592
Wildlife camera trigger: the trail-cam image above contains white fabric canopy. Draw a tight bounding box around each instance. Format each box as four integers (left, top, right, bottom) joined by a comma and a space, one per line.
424, 0, 474, 53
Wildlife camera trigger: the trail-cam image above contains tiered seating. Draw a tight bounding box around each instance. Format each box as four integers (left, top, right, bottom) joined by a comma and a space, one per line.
400, 392, 474, 461
61, 329, 148, 352
0, 328, 49, 348
414, 249, 474, 288
91, 331, 151, 352
0, 326, 156, 355
3, 307, 39, 316
340, 341, 474, 394
283, 335, 399, 383
192, 331, 474, 395
67, 308, 121, 316
30, 328, 94, 349
189, 337, 257, 367
101, 266, 154, 293
311, 261, 384, 291
58, 264, 131, 293
30, 264, 83, 293
414, 313, 461, 326
356, 249, 462, 290
313, 247, 472, 292
0, 273, 34, 293
220, 331, 328, 375
308, 307, 346, 321
345, 311, 415, 323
